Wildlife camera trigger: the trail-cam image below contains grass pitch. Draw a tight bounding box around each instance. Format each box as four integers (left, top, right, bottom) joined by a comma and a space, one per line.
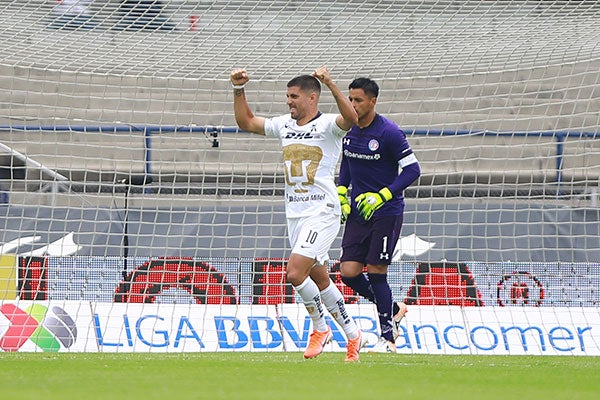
1, 352, 598, 400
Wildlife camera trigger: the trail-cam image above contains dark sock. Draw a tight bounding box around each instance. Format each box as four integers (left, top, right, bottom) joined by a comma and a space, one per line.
341, 274, 400, 314
368, 272, 394, 342
341, 273, 375, 303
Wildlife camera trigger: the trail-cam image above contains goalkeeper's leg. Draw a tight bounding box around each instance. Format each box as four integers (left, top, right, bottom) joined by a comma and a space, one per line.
342, 271, 405, 319
341, 267, 376, 302
366, 270, 395, 344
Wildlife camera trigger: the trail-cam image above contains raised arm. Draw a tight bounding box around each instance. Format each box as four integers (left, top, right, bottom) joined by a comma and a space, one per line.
230, 68, 266, 135
312, 66, 358, 131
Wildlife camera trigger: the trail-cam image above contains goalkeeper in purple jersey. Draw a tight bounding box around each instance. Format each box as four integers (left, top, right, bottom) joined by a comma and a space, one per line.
337, 77, 421, 353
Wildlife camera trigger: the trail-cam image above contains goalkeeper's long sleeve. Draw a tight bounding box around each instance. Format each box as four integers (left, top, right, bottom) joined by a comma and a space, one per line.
387, 162, 421, 198
337, 155, 351, 188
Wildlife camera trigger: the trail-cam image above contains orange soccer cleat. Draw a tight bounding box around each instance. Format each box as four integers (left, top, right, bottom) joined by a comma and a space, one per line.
303, 327, 332, 359
344, 330, 367, 362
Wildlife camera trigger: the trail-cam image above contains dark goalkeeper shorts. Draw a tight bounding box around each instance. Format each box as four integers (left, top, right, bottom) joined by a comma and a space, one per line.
340, 212, 404, 266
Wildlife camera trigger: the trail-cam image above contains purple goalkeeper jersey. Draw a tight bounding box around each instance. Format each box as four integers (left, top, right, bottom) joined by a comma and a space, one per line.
339, 113, 416, 216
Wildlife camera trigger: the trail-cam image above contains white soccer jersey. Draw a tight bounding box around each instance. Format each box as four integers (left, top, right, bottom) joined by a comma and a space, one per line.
264, 113, 347, 219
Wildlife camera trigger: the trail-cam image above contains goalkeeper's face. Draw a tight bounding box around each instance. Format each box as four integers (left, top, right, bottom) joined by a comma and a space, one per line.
349, 88, 377, 121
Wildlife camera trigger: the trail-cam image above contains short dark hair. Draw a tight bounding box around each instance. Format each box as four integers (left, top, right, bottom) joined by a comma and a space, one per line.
349, 77, 379, 98
287, 75, 321, 95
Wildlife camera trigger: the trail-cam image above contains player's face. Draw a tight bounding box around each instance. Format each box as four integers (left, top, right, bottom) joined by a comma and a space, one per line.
349, 88, 377, 121
286, 86, 314, 122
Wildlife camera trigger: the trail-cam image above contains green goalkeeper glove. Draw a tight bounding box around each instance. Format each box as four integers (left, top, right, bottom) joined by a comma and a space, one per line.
337, 185, 351, 223
355, 187, 393, 221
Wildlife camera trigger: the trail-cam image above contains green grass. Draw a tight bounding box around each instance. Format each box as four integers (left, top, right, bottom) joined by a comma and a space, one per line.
1, 352, 599, 400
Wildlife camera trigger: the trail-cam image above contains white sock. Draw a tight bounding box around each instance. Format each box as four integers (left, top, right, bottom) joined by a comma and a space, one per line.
320, 279, 359, 340
294, 277, 328, 332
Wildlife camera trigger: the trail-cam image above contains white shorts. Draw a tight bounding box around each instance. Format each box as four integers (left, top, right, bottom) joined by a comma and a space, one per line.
288, 211, 341, 265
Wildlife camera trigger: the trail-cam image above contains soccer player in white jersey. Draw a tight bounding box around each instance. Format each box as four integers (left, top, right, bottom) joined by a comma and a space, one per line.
230, 66, 364, 362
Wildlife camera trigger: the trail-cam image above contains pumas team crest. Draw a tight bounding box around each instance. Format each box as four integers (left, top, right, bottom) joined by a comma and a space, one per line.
368, 139, 379, 151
